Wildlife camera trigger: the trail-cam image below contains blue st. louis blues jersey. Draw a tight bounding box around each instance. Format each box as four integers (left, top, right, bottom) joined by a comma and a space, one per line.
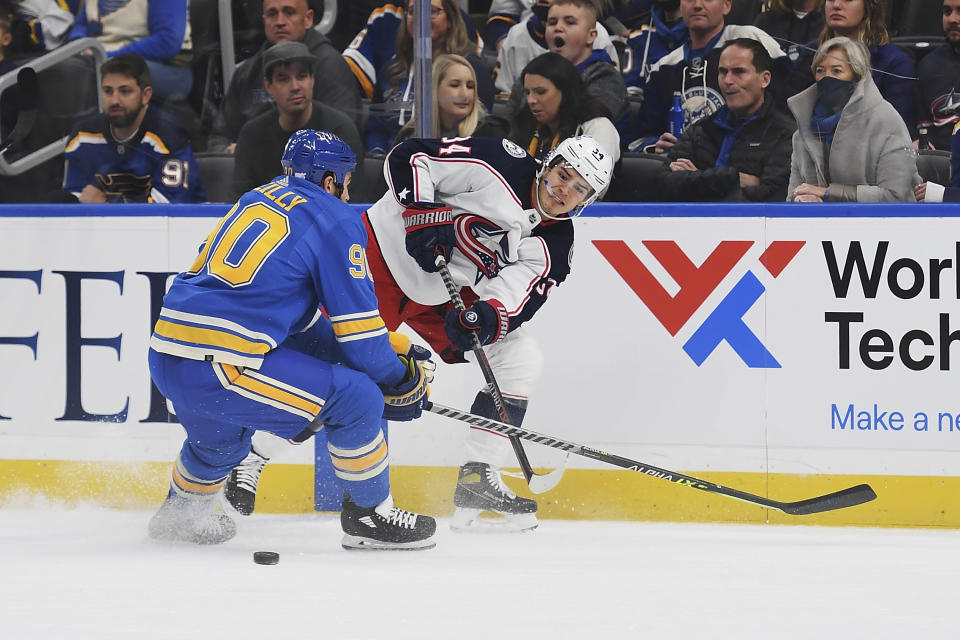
63, 104, 206, 203
150, 175, 405, 386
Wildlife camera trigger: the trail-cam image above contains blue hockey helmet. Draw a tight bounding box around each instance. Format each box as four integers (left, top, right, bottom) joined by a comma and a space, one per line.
281, 129, 357, 186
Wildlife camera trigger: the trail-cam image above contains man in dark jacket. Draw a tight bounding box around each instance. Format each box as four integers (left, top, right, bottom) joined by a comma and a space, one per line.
915, 0, 960, 150
623, 0, 787, 153
210, 0, 361, 151
232, 41, 363, 200
660, 37, 794, 201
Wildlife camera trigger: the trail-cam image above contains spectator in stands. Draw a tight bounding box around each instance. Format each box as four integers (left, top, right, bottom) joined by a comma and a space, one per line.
0, 12, 15, 77
211, 0, 360, 152
786, 0, 916, 136
343, 0, 485, 102
232, 41, 363, 200
624, 0, 786, 153
69, 0, 193, 103
660, 38, 794, 200
4, 0, 78, 55
915, 121, 960, 201
545, 0, 625, 111
62, 54, 206, 203
363, 0, 494, 155
914, 0, 960, 150
496, 0, 622, 100
753, 0, 823, 53
787, 37, 918, 202
510, 52, 621, 171
623, 0, 687, 97
395, 53, 509, 143
727, 0, 763, 24
487, 0, 537, 52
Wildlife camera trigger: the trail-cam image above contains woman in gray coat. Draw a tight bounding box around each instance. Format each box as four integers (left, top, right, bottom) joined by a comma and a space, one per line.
787, 36, 919, 202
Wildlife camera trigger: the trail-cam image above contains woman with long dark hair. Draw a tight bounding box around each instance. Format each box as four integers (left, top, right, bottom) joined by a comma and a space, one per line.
509, 52, 620, 168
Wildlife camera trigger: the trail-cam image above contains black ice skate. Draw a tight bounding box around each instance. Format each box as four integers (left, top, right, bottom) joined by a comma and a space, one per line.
340, 494, 437, 550
451, 461, 538, 532
148, 491, 237, 545
224, 448, 268, 516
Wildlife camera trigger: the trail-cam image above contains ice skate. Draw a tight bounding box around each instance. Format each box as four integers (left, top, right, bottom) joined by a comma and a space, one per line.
451, 462, 538, 532
224, 448, 268, 516
148, 491, 237, 545
340, 494, 437, 550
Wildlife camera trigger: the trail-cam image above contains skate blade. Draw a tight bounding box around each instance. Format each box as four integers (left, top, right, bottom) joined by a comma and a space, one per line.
341, 534, 436, 551
449, 508, 538, 533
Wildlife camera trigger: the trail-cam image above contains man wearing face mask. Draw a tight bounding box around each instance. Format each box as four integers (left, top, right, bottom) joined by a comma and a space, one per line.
787, 37, 919, 202
914, 0, 960, 150
623, 0, 688, 97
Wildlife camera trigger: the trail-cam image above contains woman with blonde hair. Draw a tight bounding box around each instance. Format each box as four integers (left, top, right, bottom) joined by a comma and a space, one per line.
786, 0, 916, 136
787, 37, 919, 202
395, 54, 509, 143
364, 0, 495, 153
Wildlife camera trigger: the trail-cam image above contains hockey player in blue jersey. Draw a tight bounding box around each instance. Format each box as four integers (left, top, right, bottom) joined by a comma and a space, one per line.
147, 129, 437, 550
62, 54, 206, 203
226, 134, 614, 533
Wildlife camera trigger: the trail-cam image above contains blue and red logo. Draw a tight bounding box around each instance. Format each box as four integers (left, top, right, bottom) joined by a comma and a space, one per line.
595, 240, 805, 368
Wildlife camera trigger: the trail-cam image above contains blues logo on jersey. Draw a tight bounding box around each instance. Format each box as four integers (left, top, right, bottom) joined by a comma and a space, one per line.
63, 104, 206, 203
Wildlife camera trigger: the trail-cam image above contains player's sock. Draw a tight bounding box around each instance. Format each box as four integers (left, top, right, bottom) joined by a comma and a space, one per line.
451, 461, 538, 532
340, 493, 437, 550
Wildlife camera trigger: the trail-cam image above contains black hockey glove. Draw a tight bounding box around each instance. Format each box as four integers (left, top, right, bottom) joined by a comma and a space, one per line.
380, 338, 435, 421
443, 299, 509, 352
401, 201, 454, 273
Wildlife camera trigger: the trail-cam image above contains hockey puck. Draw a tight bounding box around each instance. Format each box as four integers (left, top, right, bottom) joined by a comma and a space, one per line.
253, 551, 279, 565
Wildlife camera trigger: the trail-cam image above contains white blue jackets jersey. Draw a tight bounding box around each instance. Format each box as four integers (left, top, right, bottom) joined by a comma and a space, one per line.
151, 175, 405, 386
63, 104, 206, 203
366, 136, 574, 334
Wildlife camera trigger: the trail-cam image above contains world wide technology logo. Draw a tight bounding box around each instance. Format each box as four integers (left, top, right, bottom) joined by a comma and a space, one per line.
594, 240, 805, 368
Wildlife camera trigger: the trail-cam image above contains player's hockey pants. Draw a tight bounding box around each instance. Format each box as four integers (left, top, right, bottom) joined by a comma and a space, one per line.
148, 347, 390, 507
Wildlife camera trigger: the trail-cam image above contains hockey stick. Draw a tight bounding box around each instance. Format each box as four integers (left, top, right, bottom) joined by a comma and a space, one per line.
434, 254, 566, 494
426, 401, 878, 515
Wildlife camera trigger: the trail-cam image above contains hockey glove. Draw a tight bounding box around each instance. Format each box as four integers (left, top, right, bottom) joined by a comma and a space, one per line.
380, 343, 435, 422
402, 201, 455, 273
387, 332, 436, 384
444, 299, 509, 352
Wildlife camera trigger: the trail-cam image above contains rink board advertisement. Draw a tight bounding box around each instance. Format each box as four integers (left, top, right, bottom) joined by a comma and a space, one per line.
1, 203, 960, 525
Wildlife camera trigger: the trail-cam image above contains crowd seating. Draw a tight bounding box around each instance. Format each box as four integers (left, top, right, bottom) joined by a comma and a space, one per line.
0, 1, 956, 204
917, 149, 952, 185
194, 152, 236, 203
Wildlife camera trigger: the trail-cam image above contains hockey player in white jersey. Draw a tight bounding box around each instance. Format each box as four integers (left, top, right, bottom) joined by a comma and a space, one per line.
227, 134, 613, 531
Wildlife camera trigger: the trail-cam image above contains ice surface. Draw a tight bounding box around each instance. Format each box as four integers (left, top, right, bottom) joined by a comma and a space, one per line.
1, 506, 958, 639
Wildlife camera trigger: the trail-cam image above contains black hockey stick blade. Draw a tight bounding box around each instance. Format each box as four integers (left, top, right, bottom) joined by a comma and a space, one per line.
426, 401, 878, 515
775, 483, 877, 516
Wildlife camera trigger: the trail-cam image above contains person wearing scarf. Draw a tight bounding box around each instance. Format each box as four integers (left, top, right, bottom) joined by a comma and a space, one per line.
659, 37, 795, 201
788, 36, 919, 202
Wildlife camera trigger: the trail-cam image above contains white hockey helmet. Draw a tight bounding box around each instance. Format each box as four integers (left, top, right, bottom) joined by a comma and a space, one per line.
537, 135, 614, 216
